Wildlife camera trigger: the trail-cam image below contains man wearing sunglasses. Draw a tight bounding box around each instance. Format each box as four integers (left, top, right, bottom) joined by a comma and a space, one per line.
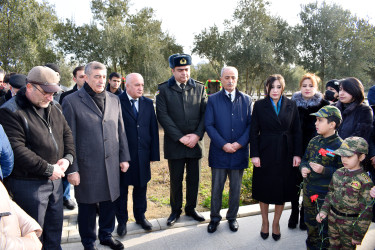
0, 65, 75, 249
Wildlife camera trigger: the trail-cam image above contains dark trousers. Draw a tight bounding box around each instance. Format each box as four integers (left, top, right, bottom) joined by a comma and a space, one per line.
210, 168, 244, 222
62, 176, 71, 201
78, 200, 116, 248
303, 187, 329, 249
8, 178, 63, 250
115, 184, 147, 224
168, 158, 201, 214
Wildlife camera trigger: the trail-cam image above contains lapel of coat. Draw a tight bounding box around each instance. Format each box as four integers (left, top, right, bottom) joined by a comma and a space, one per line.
79, 89, 103, 118
265, 97, 281, 125
137, 96, 145, 121
278, 96, 292, 126
121, 93, 137, 120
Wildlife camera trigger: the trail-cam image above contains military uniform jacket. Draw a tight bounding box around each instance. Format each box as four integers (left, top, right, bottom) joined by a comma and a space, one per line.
300, 133, 343, 194
321, 167, 373, 242
156, 76, 207, 159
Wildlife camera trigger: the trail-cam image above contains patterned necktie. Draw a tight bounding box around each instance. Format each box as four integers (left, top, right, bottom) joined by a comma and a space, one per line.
130, 99, 138, 118
228, 93, 232, 102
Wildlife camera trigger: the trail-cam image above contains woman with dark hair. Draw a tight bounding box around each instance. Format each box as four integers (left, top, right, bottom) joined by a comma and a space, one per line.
289, 73, 329, 230
250, 74, 302, 241
335, 77, 373, 142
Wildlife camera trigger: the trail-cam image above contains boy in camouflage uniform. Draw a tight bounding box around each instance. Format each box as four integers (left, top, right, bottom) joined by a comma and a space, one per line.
317, 137, 373, 249
300, 106, 343, 249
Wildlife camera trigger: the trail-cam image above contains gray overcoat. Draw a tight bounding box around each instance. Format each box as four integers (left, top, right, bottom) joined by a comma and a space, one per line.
62, 88, 130, 203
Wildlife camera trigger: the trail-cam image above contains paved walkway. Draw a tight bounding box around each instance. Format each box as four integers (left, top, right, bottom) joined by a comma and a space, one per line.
61, 202, 375, 250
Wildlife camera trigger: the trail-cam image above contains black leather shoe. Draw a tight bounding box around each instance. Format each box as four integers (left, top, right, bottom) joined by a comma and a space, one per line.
228, 219, 239, 232
299, 221, 307, 230
63, 199, 76, 210
272, 233, 281, 241
136, 218, 152, 231
207, 221, 220, 233
117, 223, 127, 237
260, 231, 269, 240
167, 213, 180, 226
100, 237, 124, 249
185, 210, 205, 222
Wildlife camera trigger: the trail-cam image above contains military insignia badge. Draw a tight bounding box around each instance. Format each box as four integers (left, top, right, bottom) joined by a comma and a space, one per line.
350, 181, 361, 189
155, 90, 160, 96
361, 173, 372, 183
180, 58, 187, 65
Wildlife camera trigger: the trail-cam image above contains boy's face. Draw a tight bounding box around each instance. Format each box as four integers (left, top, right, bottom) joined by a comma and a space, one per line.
315, 117, 335, 137
341, 154, 364, 171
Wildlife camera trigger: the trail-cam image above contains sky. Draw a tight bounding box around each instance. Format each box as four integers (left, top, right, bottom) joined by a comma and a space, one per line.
45, 0, 375, 63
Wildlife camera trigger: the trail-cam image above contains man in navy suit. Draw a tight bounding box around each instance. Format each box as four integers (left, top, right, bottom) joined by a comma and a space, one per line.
116, 73, 160, 236
205, 66, 252, 233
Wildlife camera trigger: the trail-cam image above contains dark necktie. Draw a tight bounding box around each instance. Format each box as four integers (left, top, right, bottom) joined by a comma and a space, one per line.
181, 83, 185, 90
130, 99, 138, 118
228, 93, 232, 102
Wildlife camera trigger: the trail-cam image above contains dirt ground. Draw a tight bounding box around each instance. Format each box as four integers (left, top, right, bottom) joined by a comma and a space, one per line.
125, 129, 215, 221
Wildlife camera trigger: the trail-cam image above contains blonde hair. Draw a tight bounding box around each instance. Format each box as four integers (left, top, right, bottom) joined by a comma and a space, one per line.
299, 73, 320, 89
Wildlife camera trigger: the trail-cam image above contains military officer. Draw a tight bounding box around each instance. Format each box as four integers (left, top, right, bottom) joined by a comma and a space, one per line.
156, 53, 207, 226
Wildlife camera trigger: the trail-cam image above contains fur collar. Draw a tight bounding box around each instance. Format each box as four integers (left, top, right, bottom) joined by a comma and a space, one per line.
292, 91, 323, 109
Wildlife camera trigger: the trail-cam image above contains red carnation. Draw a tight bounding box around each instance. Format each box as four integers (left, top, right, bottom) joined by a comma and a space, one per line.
310, 194, 319, 203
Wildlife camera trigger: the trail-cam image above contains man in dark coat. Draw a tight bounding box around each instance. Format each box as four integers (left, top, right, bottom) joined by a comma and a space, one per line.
59, 65, 85, 210
156, 53, 207, 226
62, 61, 130, 250
205, 66, 252, 233
59, 65, 85, 105
116, 73, 160, 236
0, 66, 75, 249
106, 72, 123, 96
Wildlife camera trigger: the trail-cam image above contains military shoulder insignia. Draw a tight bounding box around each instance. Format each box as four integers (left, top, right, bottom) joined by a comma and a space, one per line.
195, 80, 204, 85
350, 181, 361, 189
155, 90, 160, 96
361, 173, 372, 183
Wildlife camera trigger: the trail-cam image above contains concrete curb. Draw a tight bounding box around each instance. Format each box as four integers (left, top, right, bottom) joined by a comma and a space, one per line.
62, 202, 292, 244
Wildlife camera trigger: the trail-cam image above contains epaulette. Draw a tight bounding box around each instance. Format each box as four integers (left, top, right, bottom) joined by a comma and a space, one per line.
158, 81, 168, 86
195, 80, 204, 85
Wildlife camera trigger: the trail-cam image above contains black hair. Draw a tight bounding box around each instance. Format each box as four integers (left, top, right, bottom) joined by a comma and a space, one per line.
4, 72, 16, 83
109, 72, 121, 80
264, 74, 285, 96
73, 66, 84, 78
326, 115, 341, 129
339, 77, 365, 104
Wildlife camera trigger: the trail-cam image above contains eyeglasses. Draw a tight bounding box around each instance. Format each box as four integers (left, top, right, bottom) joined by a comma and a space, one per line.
32, 84, 57, 97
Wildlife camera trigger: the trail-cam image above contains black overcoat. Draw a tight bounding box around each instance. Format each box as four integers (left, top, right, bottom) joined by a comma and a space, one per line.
250, 96, 302, 204
156, 76, 207, 159
118, 93, 160, 187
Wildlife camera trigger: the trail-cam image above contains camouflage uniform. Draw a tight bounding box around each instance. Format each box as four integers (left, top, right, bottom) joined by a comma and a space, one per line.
301, 133, 343, 249
320, 137, 373, 249
300, 105, 343, 250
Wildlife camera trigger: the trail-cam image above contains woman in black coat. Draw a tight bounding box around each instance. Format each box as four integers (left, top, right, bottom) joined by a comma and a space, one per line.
290, 73, 329, 230
250, 74, 302, 241
335, 77, 373, 142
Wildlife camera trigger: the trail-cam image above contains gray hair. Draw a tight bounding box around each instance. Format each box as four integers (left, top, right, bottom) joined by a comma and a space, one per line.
84, 61, 106, 76
221, 66, 238, 77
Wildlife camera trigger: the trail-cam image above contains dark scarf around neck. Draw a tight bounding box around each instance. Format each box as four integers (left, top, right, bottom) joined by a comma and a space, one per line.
84, 82, 106, 113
